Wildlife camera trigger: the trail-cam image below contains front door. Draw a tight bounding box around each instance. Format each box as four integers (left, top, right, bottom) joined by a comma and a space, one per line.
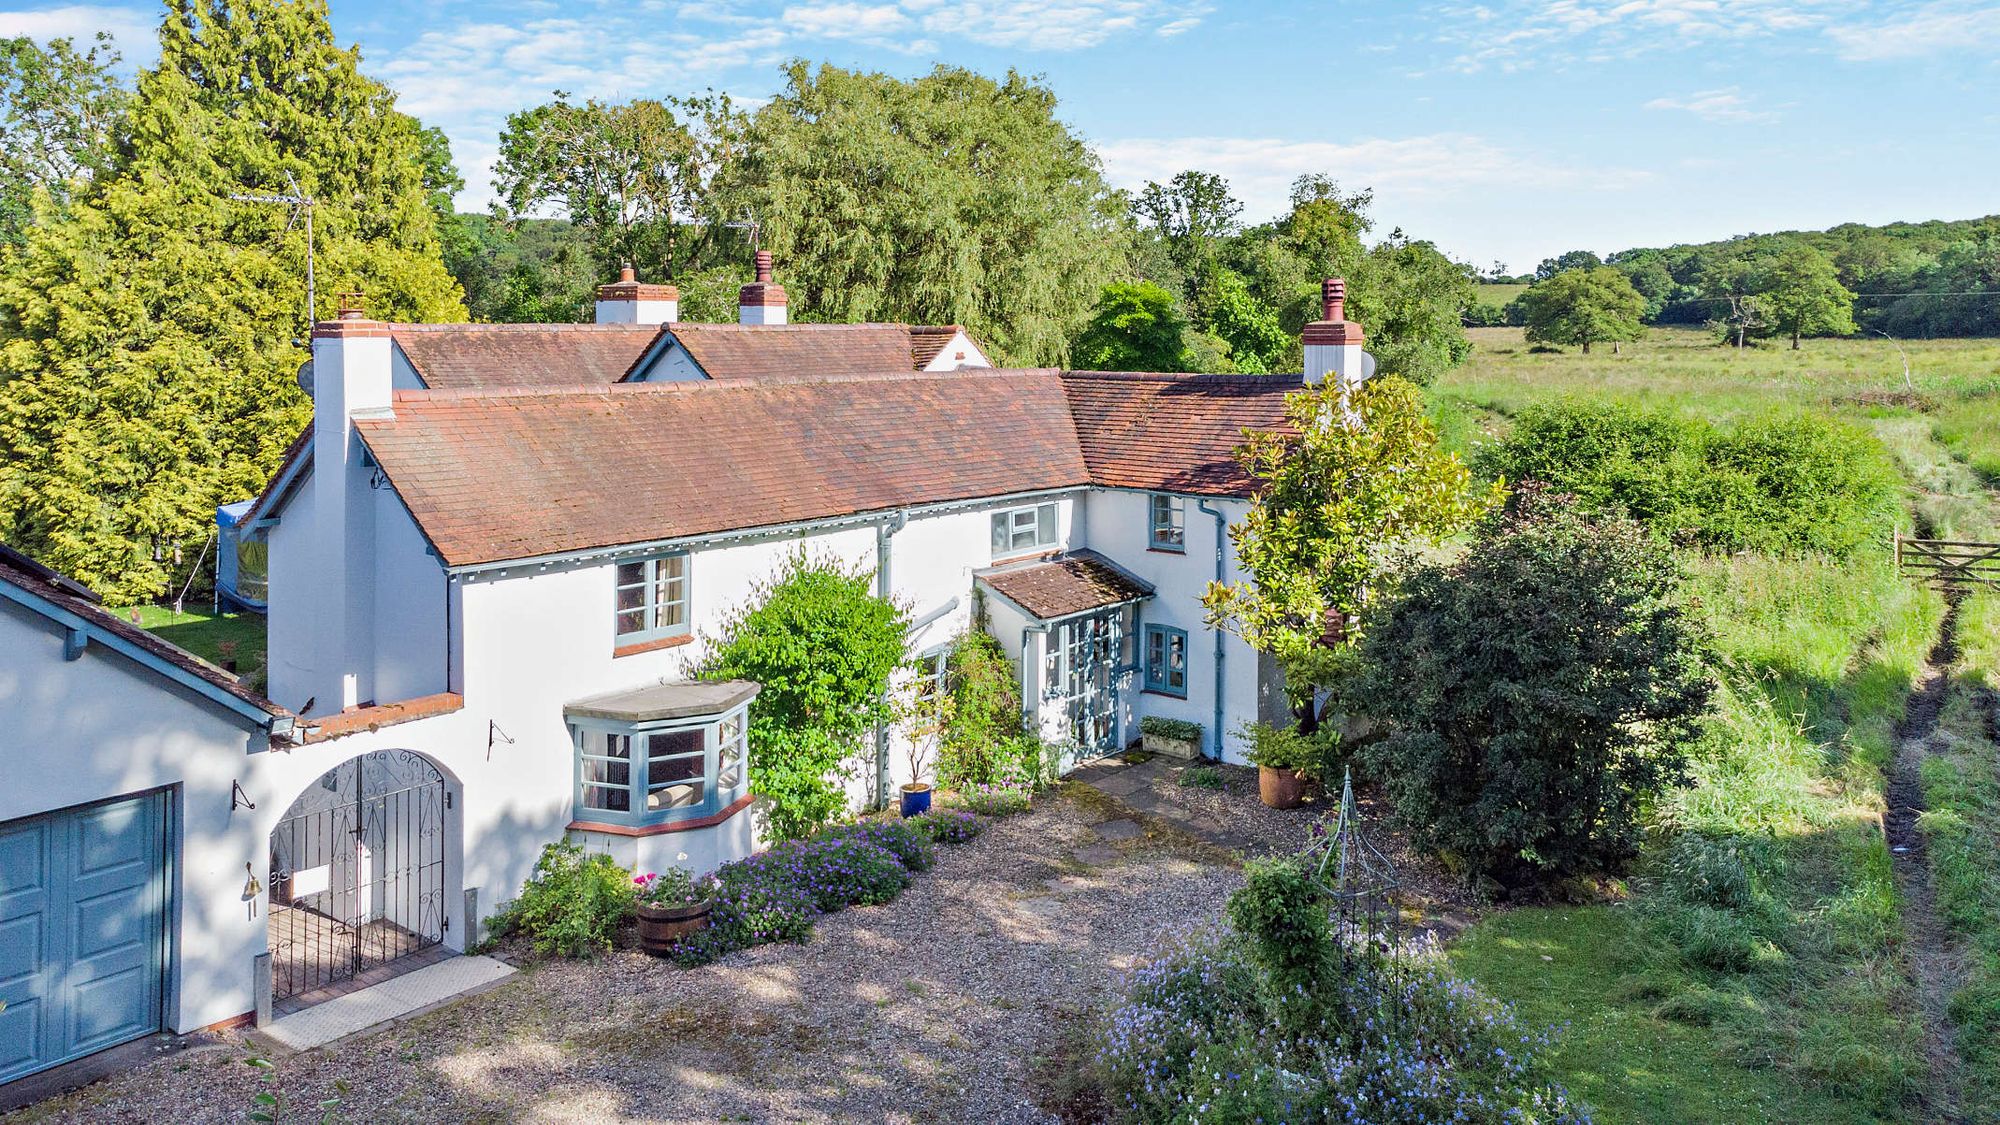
0, 792, 169, 1085
1046, 610, 1125, 758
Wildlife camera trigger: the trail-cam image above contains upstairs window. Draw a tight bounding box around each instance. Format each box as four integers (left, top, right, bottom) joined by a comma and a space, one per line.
1149, 494, 1185, 552
615, 554, 690, 645
1143, 624, 1188, 697
991, 502, 1057, 558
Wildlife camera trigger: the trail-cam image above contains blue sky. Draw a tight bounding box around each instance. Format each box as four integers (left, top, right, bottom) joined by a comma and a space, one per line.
3, 0, 1997, 272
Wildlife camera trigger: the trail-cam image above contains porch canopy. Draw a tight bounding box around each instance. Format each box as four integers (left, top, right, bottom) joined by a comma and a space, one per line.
977, 550, 1153, 621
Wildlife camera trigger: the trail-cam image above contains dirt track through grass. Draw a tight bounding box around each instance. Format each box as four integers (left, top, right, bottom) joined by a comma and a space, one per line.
1889, 591, 1973, 1122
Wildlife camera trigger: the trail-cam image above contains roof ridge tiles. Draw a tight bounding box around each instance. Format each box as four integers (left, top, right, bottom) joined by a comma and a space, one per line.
391, 367, 1062, 403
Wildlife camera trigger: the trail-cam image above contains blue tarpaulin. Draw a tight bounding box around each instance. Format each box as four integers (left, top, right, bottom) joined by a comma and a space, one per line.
215, 500, 267, 613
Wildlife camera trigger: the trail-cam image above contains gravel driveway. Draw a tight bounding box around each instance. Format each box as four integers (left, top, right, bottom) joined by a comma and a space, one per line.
9, 792, 1240, 1125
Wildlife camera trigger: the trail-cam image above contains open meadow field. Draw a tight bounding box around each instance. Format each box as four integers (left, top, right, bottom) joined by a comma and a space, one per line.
1437, 327, 2000, 1123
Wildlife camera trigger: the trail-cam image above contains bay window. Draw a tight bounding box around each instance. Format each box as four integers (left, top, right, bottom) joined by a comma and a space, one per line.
567, 680, 759, 827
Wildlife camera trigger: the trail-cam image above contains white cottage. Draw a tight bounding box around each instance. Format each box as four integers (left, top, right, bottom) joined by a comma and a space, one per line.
0, 258, 1374, 1079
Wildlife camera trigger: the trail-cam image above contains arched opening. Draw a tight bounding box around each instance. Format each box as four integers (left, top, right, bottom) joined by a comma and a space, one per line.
266, 750, 456, 1007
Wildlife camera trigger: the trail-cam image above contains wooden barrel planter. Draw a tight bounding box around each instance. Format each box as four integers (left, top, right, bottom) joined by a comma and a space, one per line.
637, 899, 713, 956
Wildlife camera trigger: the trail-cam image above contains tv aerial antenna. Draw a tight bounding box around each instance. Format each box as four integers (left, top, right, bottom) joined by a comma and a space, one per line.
723, 213, 760, 255
229, 171, 316, 336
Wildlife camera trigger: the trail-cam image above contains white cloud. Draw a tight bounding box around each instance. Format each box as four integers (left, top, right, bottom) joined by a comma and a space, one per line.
0, 4, 156, 61
1826, 1, 2000, 59
910, 1, 1208, 49
1094, 133, 1648, 226
1643, 87, 1779, 123
1437, 0, 1849, 70
782, 2, 914, 43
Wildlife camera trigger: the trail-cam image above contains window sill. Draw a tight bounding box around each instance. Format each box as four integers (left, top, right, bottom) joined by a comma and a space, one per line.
568, 793, 755, 836
1146, 544, 1186, 554
991, 547, 1060, 565
613, 632, 694, 659
1141, 687, 1189, 700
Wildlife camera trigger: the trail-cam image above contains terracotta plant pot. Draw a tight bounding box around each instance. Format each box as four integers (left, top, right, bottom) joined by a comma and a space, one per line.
636, 899, 712, 956
1259, 766, 1308, 810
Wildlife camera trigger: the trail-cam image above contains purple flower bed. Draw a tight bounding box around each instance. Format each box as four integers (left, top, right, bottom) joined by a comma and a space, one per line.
668, 811, 982, 966
1100, 930, 1588, 1123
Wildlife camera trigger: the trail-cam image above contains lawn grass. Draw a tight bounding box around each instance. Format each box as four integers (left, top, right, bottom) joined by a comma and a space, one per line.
114, 602, 267, 682
1449, 908, 1878, 1124
1433, 329, 1980, 1122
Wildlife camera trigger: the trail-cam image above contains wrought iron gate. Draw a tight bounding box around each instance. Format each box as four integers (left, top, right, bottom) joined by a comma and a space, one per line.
267, 751, 447, 1001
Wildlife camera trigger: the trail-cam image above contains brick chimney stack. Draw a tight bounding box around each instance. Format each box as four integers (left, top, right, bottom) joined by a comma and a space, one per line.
1302, 277, 1371, 387
738, 250, 788, 326
595, 263, 679, 325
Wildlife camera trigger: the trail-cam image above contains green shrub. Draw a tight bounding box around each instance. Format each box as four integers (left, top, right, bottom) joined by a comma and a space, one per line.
935, 630, 1025, 788
1139, 715, 1203, 743
1475, 399, 1900, 556
700, 551, 910, 840
1354, 485, 1716, 889
1177, 765, 1224, 790
1239, 721, 1337, 781
957, 780, 1033, 817
1225, 859, 1333, 1004
825, 818, 937, 873
491, 840, 635, 958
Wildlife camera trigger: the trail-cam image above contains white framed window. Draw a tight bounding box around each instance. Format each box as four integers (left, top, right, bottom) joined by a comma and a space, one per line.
572, 704, 752, 827
1149, 493, 1185, 552
991, 502, 1057, 557
579, 732, 634, 813
615, 554, 690, 644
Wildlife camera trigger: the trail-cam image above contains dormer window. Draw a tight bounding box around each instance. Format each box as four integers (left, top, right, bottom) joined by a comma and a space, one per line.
568, 681, 758, 828
615, 554, 690, 647
1149, 494, 1185, 552
992, 502, 1057, 558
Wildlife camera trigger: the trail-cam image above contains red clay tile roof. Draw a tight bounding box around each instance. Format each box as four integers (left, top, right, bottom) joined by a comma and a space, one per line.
979, 551, 1153, 620
0, 545, 290, 722
909, 325, 962, 369
392, 324, 661, 390
354, 369, 1087, 568
1060, 371, 1297, 496
663, 323, 926, 380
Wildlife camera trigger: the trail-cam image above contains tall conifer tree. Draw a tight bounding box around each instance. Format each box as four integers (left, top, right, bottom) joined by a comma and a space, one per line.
0, 0, 463, 601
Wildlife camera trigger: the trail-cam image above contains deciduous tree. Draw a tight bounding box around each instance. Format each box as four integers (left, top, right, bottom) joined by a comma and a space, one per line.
0, 33, 127, 244
1520, 266, 1647, 354
1071, 281, 1193, 371
1755, 242, 1856, 348
1203, 376, 1499, 731
0, 0, 463, 601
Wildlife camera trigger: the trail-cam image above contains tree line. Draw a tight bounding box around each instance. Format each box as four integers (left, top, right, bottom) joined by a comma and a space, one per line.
1470, 215, 2000, 345
0, 2, 1480, 601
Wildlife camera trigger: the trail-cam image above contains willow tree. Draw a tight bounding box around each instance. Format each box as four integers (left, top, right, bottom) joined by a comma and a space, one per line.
0, 0, 463, 601
718, 62, 1129, 365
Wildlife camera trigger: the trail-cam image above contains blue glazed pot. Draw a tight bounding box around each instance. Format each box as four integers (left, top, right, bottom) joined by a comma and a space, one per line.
899, 784, 933, 818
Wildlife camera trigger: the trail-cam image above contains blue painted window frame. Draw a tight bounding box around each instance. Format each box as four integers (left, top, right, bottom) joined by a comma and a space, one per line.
1143, 624, 1189, 697
570, 704, 750, 827
614, 553, 691, 645
1149, 493, 1185, 552
990, 502, 1058, 558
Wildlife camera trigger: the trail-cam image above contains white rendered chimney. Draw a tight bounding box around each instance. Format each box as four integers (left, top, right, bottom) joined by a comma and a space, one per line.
306, 293, 393, 712
595, 264, 679, 324
738, 250, 788, 326
1302, 278, 1373, 388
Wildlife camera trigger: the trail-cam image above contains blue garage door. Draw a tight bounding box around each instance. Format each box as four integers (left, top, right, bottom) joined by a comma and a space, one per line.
0, 792, 169, 1085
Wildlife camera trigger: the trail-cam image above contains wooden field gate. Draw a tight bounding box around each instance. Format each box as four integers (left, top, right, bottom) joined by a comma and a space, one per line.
1895, 530, 2000, 588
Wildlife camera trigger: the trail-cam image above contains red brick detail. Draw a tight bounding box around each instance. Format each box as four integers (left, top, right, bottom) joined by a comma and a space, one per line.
301, 692, 464, 744
613, 632, 695, 659
737, 282, 788, 307
597, 282, 679, 302
569, 793, 756, 836
312, 319, 393, 340
1302, 320, 1364, 346
198, 1010, 256, 1033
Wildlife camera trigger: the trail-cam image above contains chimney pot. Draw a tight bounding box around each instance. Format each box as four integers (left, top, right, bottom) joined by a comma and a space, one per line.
754, 250, 774, 283
1322, 277, 1346, 323
619, 263, 636, 283
337, 291, 366, 320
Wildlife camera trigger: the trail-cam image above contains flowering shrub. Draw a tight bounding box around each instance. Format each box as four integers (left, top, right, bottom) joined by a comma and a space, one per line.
669, 815, 979, 966
958, 780, 1033, 817
491, 840, 634, 959
911, 808, 985, 844
633, 866, 704, 908
1100, 931, 1588, 1123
